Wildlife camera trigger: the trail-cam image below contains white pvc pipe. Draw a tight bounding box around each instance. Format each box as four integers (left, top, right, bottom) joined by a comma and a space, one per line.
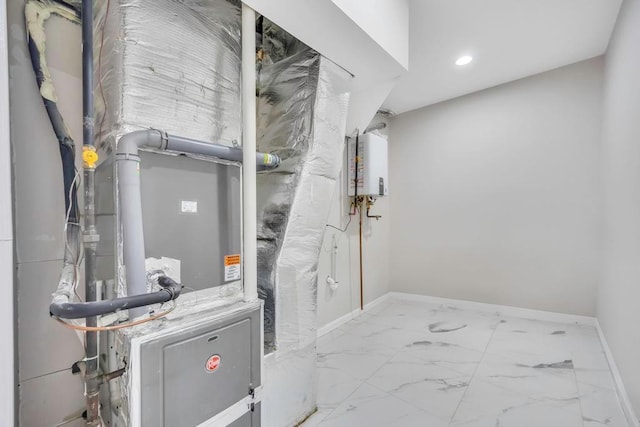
242, 3, 258, 302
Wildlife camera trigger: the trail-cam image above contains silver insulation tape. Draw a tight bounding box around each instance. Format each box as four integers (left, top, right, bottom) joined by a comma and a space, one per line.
256, 18, 351, 426
262, 55, 351, 427
95, 0, 242, 154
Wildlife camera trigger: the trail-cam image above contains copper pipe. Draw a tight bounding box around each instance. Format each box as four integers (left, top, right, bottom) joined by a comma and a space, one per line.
358, 198, 364, 310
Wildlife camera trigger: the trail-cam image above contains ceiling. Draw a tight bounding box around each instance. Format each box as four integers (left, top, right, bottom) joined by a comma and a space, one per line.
383, 0, 622, 115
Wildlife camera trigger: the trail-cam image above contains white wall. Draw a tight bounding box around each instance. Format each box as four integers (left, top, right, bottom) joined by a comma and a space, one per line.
317, 116, 391, 327
346, 77, 398, 138
599, 0, 640, 418
242, 0, 407, 136
389, 58, 604, 316
0, 0, 14, 424
331, 0, 409, 69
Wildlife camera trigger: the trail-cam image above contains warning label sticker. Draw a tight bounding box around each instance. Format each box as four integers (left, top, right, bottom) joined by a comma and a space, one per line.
224, 254, 241, 281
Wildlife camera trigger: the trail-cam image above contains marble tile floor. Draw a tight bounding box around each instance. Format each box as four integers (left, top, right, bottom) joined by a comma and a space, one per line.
302, 298, 628, 427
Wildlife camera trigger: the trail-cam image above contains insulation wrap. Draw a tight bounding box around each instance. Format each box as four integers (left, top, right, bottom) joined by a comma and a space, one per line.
256, 18, 351, 426
95, 0, 241, 151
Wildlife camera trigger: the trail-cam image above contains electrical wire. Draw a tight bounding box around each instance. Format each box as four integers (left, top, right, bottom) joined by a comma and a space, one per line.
63, 167, 83, 302
53, 301, 176, 332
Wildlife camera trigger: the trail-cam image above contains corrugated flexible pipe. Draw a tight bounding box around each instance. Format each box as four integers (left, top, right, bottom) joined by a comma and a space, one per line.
50, 276, 182, 319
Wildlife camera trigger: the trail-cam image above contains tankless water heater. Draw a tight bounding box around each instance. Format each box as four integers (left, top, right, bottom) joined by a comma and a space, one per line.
348, 133, 389, 197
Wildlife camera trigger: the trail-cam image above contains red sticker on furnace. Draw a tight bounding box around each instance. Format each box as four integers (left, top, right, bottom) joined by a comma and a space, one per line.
205, 354, 221, 373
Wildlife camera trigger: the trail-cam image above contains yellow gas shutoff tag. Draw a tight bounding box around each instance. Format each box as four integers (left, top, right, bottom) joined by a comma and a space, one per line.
82, 146, 99, 168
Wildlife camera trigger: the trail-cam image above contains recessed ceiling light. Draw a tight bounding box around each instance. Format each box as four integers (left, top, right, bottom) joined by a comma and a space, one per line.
455, 55, 473, 66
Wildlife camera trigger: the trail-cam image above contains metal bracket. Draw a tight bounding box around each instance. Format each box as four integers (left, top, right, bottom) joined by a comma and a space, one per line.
83, 233, 100, 244
248, 385, 256, 412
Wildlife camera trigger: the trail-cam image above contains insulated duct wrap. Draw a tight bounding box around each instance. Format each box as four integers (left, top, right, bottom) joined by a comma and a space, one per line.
257, 19, 351, 426
95, 0, 241, 150
93, 0, 243, 300
256, 33, 321, 350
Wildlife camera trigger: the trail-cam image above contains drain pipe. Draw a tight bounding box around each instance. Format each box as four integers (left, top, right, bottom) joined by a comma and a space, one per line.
116, 130, 162, 320
81, 0, 101, 425
116, 130, 279, 318
242, 3, 258, 302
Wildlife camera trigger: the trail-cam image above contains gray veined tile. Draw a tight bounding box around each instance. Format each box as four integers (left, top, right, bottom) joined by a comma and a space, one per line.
352, 310, 430, 332
451, 378, 583, 427
316, 365, 363, 409
486, 320, 574, 362
317, 328, 347, 349
318, 382, 444, 427
366, 351, 471, 422
578, 381, 629, 427
340, 320, 433, 351
318, 326, 397, 357
422, 322, 496, 353
397, 335, 486, 376
574, 366, 617, 392
569, 331, 611, 371
301, 408, 335, 427
305, 297, 628, 427
472, 351, 580, 402
495, 315, 582, 336
316, 333, 395, 381
387, 410, 449, 427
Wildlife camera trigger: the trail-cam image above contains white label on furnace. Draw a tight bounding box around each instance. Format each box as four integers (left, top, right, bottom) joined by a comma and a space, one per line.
181, 200, 198, 214
224, 255, 241, 281
224, 265, 240, 281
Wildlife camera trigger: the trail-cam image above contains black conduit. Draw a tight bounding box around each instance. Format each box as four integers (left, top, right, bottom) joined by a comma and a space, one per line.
50, 276, 183, 319
26, 31, 78, 223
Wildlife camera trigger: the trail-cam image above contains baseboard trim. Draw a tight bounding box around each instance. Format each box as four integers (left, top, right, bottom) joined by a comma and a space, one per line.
317, 310, 357, 337
363, 292, 392, 312
595, 320, 640, 427
317, 293, 391, 337
388, 292, 597, 326
318, 291, 596, 336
